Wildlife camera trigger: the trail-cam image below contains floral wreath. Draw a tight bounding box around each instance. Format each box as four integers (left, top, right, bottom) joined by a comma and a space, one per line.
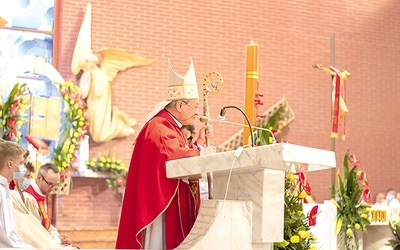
0, 81, 87, 183
53, 81, 88, 177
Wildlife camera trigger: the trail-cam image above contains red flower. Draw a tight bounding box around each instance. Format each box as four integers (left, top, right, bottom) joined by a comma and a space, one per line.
116, 176, 126, 186
10, 103, 19, 116
8, 129, 17, 140
81, 123, 88, 131
70, 93, 77, 100
297, 172, 312, 194
59, 172, 65, 181
78, 99, 86, 109
308, 205, 319, 226
13, 94, 21, 104
362, 189, 372, 203
357, 170, 366, 180
60, 87, 67, 95
349, 154, 361, 167
357, 170, 368, 186
65, 167, 74, 178
7, 117, 17, 128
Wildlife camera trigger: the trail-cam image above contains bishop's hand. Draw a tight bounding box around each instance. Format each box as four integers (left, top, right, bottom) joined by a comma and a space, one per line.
196, 124, 213, 147
196, 125, 216, 155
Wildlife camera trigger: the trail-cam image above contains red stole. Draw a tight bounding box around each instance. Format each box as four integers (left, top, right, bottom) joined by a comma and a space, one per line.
116, 109, 200, 249
24, 185, 51, 230
9, 180, 16, 190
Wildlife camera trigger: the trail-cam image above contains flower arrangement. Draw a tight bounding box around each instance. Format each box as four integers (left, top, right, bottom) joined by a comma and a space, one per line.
53, 81, 88, 174
0, 83, 30, 143
387, 214, 400, 249
330, 152, 371, 250
274, 172, 318, 250
85, 155, 128, 189
256, 106, 288, 145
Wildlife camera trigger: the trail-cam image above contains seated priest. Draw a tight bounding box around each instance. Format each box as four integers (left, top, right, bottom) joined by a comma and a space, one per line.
23, 163, 73, 246
10, 159, 69, 248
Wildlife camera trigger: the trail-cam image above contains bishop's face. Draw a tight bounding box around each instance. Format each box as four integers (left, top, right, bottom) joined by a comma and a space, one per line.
178, 99, 200, 126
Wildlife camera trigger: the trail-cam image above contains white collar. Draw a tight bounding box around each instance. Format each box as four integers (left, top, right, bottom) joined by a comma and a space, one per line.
166, 111, 182, 128
31, 180, 45, 197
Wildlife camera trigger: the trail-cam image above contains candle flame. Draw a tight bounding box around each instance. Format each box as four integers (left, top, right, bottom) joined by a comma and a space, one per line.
250, 40, 254, 45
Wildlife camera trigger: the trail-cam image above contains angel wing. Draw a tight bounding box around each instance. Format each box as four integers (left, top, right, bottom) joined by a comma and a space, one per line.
98, 48, 155, 83
71, 2, 93, 76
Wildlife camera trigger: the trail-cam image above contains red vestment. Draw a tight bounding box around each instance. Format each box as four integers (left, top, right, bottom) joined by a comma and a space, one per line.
116, 109, 200, 249
23, 185, 51, 230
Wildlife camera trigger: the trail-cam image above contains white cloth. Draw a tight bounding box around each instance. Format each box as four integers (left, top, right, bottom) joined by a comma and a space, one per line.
140, 101, 172, 133
0, 175, 33, 248
199, 178, 209, 200
11, 190, 62, 248
23, 181, 62, 244
389, 198, 400, 207
143, 214, 165, 249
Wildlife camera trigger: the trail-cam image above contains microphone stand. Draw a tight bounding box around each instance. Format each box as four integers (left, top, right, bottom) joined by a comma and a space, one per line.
218, 106, 255, 147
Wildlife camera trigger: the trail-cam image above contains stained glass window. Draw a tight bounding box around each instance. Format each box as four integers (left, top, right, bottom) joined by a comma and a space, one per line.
0, 0, 58, 76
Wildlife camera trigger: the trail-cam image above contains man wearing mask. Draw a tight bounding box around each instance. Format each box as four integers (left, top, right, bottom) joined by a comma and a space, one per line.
17, 161, 34, 191
0, 141, 33, 248
386, 189, 396, 203
9, 150, 34, 198
23, 163, 72, 246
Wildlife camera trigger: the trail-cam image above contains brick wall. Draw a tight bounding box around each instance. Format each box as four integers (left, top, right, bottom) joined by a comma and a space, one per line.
55, 177, 122, 227
55, 0, 400, 228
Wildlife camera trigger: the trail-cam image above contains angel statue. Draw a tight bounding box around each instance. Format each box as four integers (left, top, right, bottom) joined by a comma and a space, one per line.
71, 2, 154, 143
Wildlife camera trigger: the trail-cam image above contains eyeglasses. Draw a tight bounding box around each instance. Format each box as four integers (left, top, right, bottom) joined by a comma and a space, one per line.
182, 101, 200, 112
40, 174, 58, 188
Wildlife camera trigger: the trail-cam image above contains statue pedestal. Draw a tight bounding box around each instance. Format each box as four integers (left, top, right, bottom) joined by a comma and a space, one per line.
166, 143, 336, 249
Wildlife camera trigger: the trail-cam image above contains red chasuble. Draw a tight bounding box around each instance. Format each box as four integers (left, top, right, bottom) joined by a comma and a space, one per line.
24, 185, 51, 230
116, 109, 200, 249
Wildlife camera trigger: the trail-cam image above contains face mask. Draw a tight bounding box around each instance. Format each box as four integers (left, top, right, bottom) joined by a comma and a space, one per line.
386, 194, 395, 202
18, 178, 31, 190
11, 163, 27, 181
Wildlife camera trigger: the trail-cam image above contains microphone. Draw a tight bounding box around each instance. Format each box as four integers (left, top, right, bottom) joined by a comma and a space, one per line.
217, 106, 254, 147
217, 107, 227, 120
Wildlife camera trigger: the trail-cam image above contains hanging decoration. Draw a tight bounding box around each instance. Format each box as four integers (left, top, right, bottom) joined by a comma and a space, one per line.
314, 64, 350, 140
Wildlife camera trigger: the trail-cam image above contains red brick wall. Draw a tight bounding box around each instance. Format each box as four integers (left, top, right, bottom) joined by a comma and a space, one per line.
56, 177, 122, 227
56, 0, 400, 228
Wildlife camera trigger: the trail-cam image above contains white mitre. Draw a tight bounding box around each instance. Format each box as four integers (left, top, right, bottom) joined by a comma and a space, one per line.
167, 57, 199, 100
139, 57, 200, 132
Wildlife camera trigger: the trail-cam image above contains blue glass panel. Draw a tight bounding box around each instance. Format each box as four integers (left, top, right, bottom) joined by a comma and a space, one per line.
0, 29, 53, 75
0, 0, 55, 31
